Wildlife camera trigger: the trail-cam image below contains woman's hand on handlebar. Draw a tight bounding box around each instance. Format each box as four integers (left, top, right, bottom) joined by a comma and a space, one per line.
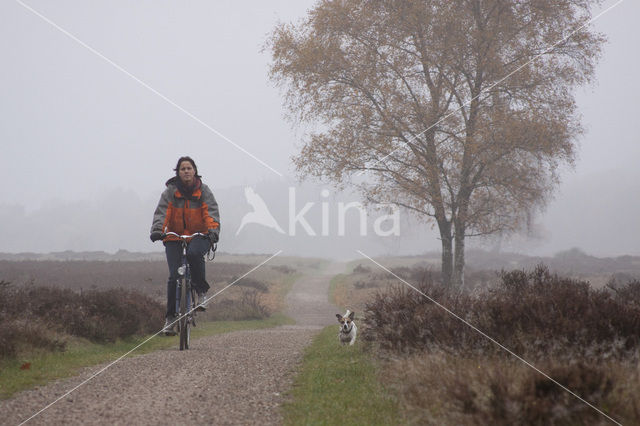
150, 231, 163, 242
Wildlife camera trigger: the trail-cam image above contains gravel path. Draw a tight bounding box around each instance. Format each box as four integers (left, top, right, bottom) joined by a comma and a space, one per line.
1, 262, 345, 425
285, 261, 345, 327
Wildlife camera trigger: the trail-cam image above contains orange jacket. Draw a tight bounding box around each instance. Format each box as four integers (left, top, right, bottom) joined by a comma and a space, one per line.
151, 177, 220, 242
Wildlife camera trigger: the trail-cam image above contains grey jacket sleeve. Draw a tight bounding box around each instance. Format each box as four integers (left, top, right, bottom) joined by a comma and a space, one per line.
151, 188, 171, 234
201, 184, 220, 235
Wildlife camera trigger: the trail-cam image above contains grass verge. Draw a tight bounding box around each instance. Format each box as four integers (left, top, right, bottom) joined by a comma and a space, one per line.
0, 314, 293, 399
282, 326, 399, 425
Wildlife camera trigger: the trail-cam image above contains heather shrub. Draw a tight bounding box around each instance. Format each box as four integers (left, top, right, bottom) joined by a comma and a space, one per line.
364, 279, 481, 354
364, 265, 640, 424
352, 264, 371, 274
71, 288, 165, 341
203, 289, 271, 321
0, 318, 66, 358
607, 278, 640, 308
353, 280, 380, 290
390, 266, 438, 283
364, 265, 640, 359
270, 264, 296, 274
482, 265, 640, 357
518, 362, 614, 425
0, 282, 164, 358
385, 353, 635, 425
232, 276, 269, 293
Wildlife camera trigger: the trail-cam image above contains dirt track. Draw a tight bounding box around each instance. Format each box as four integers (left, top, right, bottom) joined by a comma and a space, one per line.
0, 263, 344, 425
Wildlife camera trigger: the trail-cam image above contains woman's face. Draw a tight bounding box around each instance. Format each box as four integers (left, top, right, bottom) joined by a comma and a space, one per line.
178, 161, 195, 185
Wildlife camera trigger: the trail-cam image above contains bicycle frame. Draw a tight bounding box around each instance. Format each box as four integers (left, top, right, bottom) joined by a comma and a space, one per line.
164, 232, 207, 350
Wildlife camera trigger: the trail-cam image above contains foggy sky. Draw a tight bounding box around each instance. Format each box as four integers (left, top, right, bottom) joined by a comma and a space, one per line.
1, 0, 639, 258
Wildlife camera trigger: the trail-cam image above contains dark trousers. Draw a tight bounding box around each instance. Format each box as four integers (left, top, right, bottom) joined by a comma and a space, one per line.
164, 237, 211, 318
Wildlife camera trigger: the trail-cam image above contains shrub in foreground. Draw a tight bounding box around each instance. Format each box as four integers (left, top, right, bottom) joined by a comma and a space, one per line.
364, 265, 640, 359
0, 282, 164, 358
0, 319, 66, 358
364, 265, 640, 424
386, 353, 638, 425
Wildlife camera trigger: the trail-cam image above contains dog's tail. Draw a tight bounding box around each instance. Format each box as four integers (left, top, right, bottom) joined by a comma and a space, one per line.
345, 309, 351, 317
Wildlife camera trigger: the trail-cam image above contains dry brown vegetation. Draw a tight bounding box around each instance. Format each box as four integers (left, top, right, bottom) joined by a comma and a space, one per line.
0, 259, 297, 313
335, 249, 640, 312
355, 265, 640, 424
0, 258, 299, 360
333, 263, 496, 314
384, 354, 639, 425
0, 260, 276, 294
0, 281, 164, 358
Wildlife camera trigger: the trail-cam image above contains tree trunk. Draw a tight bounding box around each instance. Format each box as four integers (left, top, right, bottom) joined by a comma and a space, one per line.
439, 221, 453, 287
452, 221, 466, 288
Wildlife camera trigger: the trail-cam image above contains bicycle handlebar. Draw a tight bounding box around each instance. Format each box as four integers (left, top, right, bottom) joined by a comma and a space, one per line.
158, 231, 216, 259
162, 232, 208, 239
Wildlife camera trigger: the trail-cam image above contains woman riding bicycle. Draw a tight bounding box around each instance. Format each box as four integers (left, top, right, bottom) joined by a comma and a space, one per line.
150, 156, 220, 334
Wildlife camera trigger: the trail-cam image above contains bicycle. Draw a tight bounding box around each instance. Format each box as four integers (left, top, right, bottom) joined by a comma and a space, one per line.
161, 231, 210, 350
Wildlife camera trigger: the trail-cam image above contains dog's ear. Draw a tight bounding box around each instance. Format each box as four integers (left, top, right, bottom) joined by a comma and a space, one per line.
336, 314, 343, 321
348, 311, 355, 320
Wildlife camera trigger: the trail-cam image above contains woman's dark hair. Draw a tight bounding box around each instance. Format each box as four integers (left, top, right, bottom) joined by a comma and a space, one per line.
174, 156, 201, 177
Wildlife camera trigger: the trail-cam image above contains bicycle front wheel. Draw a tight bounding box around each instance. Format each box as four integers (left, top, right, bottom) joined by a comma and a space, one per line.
179, 278, 189, 350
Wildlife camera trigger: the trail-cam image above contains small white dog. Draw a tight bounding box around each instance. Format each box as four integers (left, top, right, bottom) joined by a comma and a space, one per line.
336, 310, 357, 346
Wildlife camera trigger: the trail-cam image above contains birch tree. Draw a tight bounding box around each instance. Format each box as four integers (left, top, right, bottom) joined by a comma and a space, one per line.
268, 0, 604, 286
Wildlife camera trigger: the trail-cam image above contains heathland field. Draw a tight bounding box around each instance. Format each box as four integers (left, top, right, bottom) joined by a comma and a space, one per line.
2, 250, 640, 424
0, 253, 324, 326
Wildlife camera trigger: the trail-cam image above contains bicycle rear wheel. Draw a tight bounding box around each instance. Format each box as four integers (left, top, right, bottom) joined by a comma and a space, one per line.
179, 278, 190, 350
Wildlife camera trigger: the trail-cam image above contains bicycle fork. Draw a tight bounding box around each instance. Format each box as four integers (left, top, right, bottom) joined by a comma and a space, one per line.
175, 261, 196, 327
